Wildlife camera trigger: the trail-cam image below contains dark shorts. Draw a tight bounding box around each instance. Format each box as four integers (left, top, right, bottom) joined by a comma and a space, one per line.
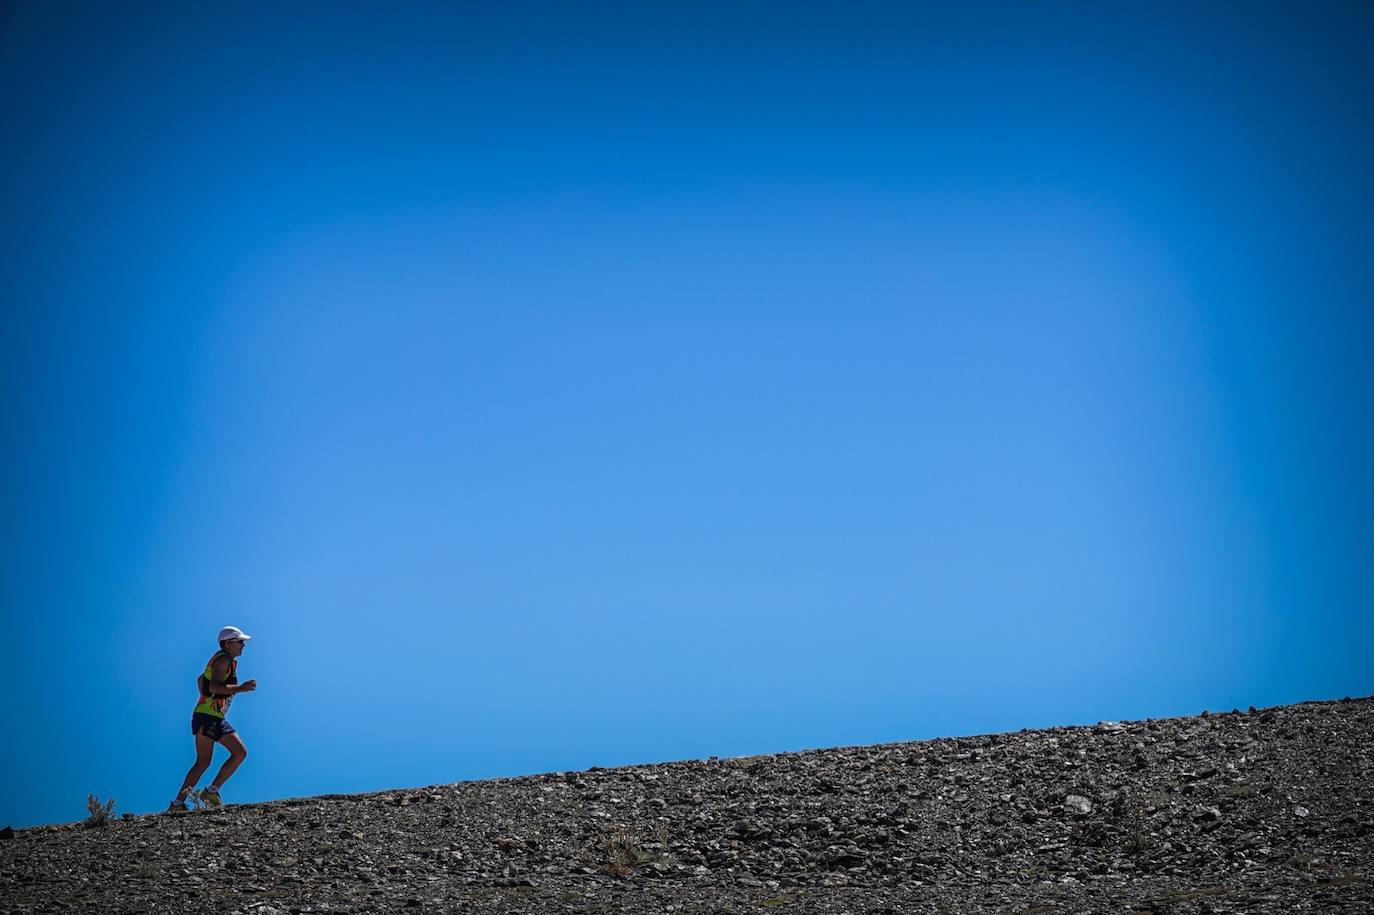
191, 712, 237, 742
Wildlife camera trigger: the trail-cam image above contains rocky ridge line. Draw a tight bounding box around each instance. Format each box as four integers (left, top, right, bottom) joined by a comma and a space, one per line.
2, 696, 1371, 913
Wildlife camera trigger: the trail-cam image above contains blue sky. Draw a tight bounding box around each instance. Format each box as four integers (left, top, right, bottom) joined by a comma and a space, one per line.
2, 2, 1371, 828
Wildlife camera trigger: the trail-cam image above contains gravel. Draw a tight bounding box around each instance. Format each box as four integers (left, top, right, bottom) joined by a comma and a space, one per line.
3, 696, 1371, 913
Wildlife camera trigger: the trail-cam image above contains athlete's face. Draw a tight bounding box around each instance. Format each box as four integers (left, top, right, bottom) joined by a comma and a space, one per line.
224, 639, 245, 657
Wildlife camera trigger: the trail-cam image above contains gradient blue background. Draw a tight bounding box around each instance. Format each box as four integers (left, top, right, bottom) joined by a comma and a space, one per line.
3, 2, 1372, 828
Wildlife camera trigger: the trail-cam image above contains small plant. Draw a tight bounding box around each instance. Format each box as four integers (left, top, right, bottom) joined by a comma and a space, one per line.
1286, 851, 1315, 869
1124, 829, 1150, 857
601, 830, 653, 876
599, 825, 677, 877
84, 794, 116, 828
1123, 802, 1151, 857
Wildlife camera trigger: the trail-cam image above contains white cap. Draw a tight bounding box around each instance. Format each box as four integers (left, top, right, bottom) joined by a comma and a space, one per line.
218, 625, 253, 643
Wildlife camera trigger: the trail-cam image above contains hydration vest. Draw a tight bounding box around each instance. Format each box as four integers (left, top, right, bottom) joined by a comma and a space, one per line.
193, 650, 238, 718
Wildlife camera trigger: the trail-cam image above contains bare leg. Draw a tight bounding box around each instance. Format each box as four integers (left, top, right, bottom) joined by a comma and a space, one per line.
209, 732, 248, 791
177, 733, 216, 800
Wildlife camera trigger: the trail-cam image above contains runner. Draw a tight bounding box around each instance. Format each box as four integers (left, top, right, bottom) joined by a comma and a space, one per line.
169, 626, 258, 811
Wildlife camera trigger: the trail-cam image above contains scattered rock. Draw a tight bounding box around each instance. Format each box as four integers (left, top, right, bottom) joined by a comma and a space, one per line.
3, 698, 1370, 913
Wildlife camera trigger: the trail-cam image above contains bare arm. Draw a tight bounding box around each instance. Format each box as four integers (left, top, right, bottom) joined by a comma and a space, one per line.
206, 657, 256, 696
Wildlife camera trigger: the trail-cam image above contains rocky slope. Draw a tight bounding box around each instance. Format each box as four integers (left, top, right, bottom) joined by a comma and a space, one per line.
3, 697, 1371, 914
